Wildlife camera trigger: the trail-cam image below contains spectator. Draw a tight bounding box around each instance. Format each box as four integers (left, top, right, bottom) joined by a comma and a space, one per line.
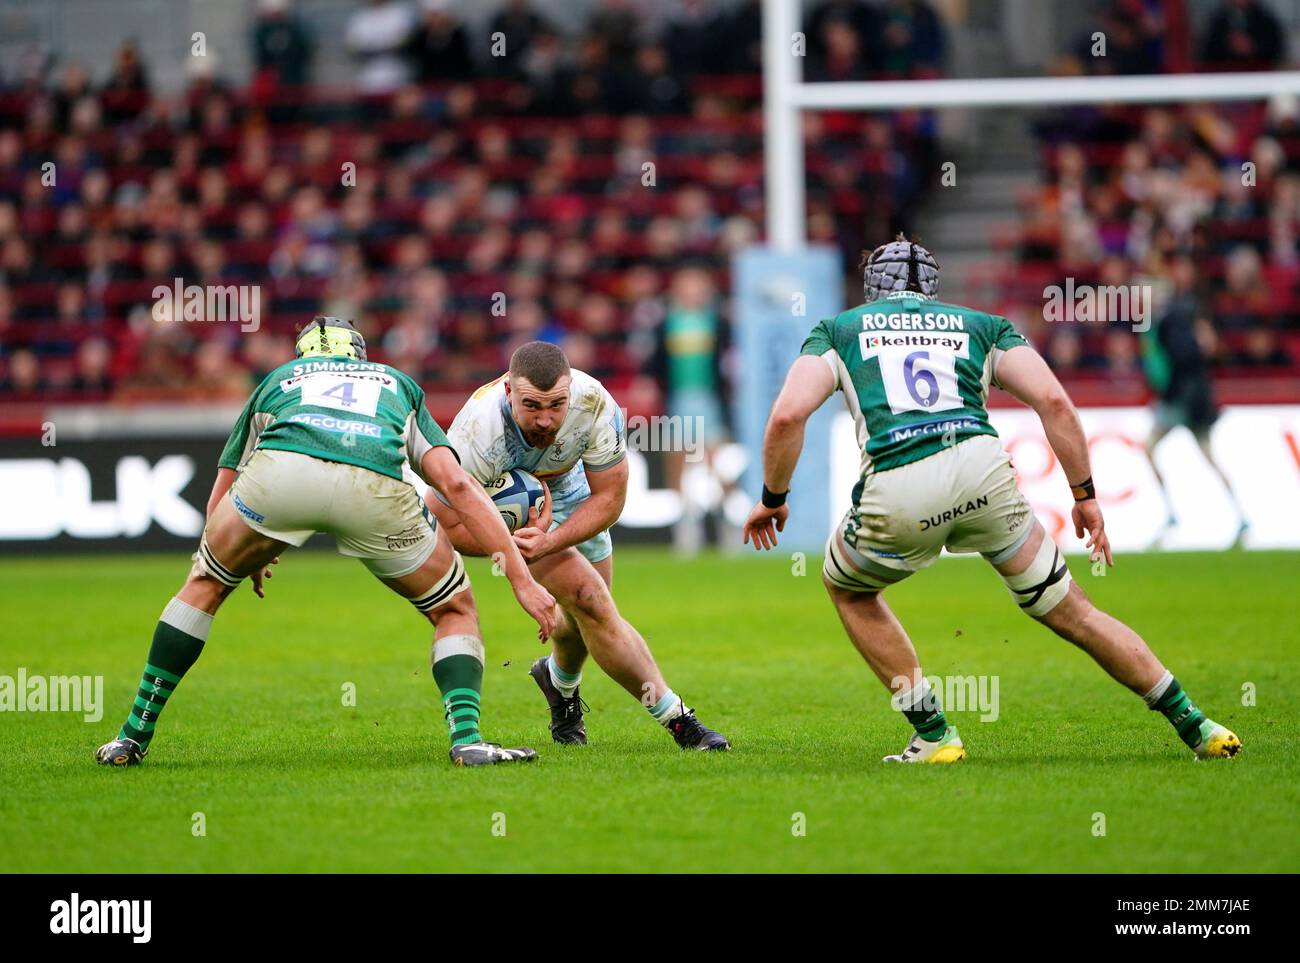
101, 41, 149, 123
727, 0, 764, 73
345, 0, 417, 94
192, 340, 252, 402
52, 62, 93, 129
487, 0, 550, 77
664, 0, 726, 77
251, 0, 313, 89
808, 17, 871, 82
589, 0, 640, 63
1076, 0, 1164, 76
1200, 0, 1285, 70
1, 348, 43, 398
71, 337, 114, 396
632, 46, 688, 115
654, 266, 731, 553
408, 0, 474, 81
879, 0, 946, 77
807, 1, 876, 65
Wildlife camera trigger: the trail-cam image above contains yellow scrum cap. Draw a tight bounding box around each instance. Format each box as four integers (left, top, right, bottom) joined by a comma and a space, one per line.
294, 316, 367, 361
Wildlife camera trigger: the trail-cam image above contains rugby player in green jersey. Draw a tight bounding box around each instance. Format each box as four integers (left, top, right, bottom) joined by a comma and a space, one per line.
743, 237, 1241, 763
96, 317, 557, 768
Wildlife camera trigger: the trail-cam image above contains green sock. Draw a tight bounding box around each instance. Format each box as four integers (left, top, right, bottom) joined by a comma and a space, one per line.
432, 635, 485, 747
119, 598, 212, 750
895, 677, 948, 742
1144, 671, 1207, 748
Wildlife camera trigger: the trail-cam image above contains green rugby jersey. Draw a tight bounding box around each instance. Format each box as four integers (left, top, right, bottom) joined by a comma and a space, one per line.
218, 356, 453, 480
801, 291, 1030, 472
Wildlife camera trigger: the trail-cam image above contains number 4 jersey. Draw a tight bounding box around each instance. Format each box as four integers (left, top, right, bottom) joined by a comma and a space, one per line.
801, 291, 1030, 473
218, 356, 453, 479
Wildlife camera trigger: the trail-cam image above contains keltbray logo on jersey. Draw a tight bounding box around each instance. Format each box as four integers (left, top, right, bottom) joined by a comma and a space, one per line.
888, 416, 982, 445
859, 328, 972, 414
288, 412, 382, 438
918, 494, 990, 531
859, 330, 970, 359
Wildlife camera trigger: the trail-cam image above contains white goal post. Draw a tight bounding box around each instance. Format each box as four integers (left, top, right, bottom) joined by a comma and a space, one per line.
762, 0, 1300, 250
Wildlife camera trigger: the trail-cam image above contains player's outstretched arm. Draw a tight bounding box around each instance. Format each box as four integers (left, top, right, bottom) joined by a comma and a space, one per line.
423, 493, 489, 556
994, 344, 1112, 565
420, 447, 557, 639
743, 355, 836, 550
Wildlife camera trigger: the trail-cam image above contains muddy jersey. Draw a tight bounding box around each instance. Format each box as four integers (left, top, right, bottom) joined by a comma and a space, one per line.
446, 369, 627, 501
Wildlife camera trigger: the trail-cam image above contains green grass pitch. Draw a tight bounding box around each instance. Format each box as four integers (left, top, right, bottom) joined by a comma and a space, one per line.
1, 547, 1296, 873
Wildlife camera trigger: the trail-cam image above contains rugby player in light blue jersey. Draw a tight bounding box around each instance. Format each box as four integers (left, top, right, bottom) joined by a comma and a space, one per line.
422, 341, 730, 751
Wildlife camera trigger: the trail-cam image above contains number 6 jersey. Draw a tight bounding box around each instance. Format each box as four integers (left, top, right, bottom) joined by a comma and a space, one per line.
801, 290, 1030, 473
218, 356, 454, 480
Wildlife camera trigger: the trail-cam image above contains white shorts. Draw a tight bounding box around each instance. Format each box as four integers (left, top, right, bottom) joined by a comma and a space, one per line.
228, 449, 439, 579
826, 434, 1033, 591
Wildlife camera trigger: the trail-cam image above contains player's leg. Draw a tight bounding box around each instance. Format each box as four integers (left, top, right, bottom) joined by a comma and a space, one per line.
822, 530, 964, 763
527, 547, 728, 749
97, 492, 287, 766
1190, 426, 1249, 544
990, 518, 1241, 758
1143, 413, 1179, 531
543, 553, 609, 686
380, 532, 537, 766
331, 464, 535, 767
521, 555, 607, 745
530, 497, 609, 696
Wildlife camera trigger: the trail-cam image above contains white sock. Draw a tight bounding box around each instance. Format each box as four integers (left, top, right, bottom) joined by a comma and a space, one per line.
1142, 670, 1174, 708
649, 689, 688, 726
548, 655, 581, 698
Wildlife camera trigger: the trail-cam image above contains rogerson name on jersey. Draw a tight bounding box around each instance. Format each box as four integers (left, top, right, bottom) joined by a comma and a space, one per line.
861, 311, 966, 331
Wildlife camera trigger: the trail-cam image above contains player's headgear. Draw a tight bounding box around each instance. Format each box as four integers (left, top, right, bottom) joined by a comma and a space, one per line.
862, 233, 940, 303
294, 316, 367, 361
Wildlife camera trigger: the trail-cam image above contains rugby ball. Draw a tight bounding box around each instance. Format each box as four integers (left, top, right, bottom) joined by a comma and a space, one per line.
484, 468, 546, 533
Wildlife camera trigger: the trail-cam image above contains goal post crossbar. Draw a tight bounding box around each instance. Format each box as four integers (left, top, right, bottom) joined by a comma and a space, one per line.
790, 71, 1300, 111
761, 0, 1300, 248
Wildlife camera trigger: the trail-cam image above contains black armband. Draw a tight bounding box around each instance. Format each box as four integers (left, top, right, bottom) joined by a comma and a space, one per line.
761, 484, 788, 509
1069, 476, 1096, 502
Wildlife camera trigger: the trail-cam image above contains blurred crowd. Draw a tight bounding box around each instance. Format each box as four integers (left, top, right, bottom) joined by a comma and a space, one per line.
1003, 0, 1299, 381
1, 0, 1295, 407
0, 0, 946, 407
1058, 0, 1287, 76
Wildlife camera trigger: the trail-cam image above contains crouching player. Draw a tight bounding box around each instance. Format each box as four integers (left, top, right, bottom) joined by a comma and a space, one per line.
96, 317, 556, 768
743, 237, 1241, 763
422, 341, 729, 751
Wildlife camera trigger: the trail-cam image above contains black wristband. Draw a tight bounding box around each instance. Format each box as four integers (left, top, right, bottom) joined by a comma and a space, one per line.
761, 484, 788, 509
1070, 476, 1096, 502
